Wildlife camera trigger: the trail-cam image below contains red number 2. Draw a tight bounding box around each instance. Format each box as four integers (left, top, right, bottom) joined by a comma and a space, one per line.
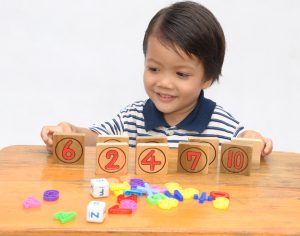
141, 150, 161, 171
62, 140, 75, 160
105, 150, 119, 170
187, 151, 201, 170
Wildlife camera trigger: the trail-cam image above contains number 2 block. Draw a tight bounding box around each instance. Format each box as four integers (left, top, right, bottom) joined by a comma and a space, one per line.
52, 133, 85, 165
135, 143, 168, 175
96, 142, 128, 175
177, 142, 210, 174
220, 143, 252, 175
97, 135, 129, 143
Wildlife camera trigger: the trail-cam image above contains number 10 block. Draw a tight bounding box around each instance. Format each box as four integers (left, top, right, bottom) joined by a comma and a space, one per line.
220, 143, 252, 176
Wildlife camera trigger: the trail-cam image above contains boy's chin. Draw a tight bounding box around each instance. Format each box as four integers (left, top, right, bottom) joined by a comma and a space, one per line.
154, 103, 176, 115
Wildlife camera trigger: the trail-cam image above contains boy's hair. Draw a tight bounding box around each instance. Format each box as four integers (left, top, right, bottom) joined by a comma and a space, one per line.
143, 1, 225, 83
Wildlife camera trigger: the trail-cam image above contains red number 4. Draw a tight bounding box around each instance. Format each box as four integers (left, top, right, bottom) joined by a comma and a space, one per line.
141, 150, 161, 171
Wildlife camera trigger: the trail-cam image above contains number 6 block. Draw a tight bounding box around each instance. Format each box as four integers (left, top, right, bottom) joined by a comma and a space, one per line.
135, 143, 169, 175
96, 142, 128, 175
53, 133, 85, 165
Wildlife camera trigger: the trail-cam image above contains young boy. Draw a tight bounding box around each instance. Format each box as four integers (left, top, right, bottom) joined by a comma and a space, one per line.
41, 1, 272, 156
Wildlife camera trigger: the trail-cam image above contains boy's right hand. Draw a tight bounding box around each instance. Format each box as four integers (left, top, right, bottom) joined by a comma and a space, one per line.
40, 122, 74, 153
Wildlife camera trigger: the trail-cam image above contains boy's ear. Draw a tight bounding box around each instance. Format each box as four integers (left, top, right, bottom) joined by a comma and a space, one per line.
202, 78, 213, 89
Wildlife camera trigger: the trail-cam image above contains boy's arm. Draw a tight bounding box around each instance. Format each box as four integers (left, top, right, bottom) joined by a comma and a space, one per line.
237, 130, 273, 157
40, 121, 97, 153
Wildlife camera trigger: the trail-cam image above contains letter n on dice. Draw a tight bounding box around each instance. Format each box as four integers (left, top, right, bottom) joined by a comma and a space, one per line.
86, 201, 106, 223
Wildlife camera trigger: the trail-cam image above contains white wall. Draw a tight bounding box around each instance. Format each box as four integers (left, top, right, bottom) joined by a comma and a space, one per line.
0, 0, 299, 153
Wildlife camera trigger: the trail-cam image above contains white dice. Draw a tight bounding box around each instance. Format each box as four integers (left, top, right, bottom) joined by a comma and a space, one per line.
86, 201, 106, 223
90, 178, 109, 198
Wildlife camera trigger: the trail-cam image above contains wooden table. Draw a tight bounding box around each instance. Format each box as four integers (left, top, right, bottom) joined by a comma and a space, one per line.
0, 145, 299, 235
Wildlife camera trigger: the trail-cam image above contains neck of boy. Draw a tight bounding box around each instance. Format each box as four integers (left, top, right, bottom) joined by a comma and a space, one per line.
163, 101, 198, 127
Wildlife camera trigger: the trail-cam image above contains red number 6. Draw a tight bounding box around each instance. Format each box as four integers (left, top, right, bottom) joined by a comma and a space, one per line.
62, 140, 75, 160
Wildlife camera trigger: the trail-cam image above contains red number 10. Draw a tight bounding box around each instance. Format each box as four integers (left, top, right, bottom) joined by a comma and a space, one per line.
227, 150, 244, 170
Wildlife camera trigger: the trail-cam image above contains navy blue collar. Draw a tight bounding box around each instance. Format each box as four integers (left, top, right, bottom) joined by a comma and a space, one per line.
143, 90, 216, 132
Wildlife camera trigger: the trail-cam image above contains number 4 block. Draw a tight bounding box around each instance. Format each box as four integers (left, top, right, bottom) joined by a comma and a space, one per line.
96, 142, 128, 175
177, 142, 210, 174
220, 143, 252, 175
52, 133, 85, 164
135, 143, 169, 175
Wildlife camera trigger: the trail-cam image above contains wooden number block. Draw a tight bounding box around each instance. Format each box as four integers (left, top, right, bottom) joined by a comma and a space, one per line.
97, 135, 129, 143
135, 143, 168, 175
231, 138, 263, 169
220, 143, 252, 176
96, 142, 128, 175
53, 133, 85, 165
177, 142, 210, 174
136, 136, 167, 144
188, 137, 219, 168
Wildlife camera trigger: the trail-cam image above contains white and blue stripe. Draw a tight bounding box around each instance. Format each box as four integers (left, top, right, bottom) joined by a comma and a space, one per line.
90, 93, 244, 148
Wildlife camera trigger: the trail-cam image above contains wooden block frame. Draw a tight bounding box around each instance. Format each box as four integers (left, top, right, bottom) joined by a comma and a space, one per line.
135, 143, 169, 175
231, 138, 263, 169
136, 136, 167, 144
220, 143, 252, 176
188, 137, 219, 168
96, 142, 129, 175
97, 135, 129, 143
177, 142, 210, 174
52, 133, 85, 165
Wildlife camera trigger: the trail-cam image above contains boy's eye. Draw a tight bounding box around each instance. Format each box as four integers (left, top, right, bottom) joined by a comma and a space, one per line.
176, 72, 190, 78
148, 67, 159, 72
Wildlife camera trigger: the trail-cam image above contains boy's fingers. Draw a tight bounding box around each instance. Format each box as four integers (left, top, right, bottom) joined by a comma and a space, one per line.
41, 126, 63, 144
46, 145, 53, 153
262, 137, 273, 157
41, 127, 50, 144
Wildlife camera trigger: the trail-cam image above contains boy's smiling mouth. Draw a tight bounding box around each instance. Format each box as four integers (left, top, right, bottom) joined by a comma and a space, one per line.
156, 92, 176, 102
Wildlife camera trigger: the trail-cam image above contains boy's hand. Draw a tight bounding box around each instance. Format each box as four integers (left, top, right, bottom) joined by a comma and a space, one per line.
40, 122, 74, 153
237, 130, 273, 157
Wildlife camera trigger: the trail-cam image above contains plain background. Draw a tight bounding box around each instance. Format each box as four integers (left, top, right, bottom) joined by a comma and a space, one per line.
0, 0, 299, 153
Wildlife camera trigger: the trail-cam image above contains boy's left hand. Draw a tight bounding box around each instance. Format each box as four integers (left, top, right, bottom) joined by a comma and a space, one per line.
237, 130, 273, 157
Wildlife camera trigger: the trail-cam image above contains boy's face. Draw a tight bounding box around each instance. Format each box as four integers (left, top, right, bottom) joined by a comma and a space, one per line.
144, 36, 211, 125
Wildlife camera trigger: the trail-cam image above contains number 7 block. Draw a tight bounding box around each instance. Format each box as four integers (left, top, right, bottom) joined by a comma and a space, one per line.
135, 143, 169, 175
52, 133, 85, 164
96, 142, 128, 175
177, 142, 210, 174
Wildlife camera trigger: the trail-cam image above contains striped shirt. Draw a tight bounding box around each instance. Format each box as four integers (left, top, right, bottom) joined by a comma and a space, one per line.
89, 91, 244, 148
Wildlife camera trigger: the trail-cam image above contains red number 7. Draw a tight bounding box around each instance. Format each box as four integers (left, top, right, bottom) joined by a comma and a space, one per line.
187, 151, 201, 171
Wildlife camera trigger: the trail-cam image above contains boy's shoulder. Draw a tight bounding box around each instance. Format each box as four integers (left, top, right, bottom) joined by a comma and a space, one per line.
212, 104, 240, 125
120, 100, 147, 113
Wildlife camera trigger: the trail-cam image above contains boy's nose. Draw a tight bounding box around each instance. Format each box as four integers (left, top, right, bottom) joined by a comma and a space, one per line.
156, 74, 174, 89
